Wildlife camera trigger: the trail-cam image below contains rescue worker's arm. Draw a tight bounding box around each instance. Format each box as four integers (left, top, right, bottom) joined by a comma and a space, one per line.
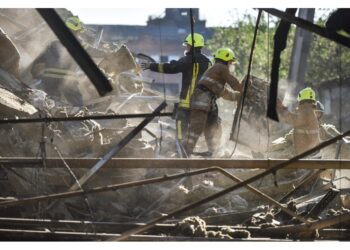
219, 85, 240, 102
321, 124, 341, 138
276, 98, 297, 125
141, 58, 186, 74
222, 68, 242, 92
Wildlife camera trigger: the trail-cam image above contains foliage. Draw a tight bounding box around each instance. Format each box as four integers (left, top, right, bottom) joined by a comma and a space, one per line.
206, 12, 295, 81
305, 17, 350, 84
206, 11, 350, 85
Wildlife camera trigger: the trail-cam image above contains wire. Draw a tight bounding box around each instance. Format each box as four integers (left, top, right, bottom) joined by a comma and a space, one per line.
53, 144, 97, 233
155, 10, 167, 155
230, 9, 262, 158
337, 43, 343, 193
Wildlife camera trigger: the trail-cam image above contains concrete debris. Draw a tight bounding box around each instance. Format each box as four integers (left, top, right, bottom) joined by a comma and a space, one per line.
98, 45, 137, 76
0, 9, 349, 241
175, 216, 207, 237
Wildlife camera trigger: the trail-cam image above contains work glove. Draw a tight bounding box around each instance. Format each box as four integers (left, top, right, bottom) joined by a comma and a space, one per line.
140, 62, 151, 70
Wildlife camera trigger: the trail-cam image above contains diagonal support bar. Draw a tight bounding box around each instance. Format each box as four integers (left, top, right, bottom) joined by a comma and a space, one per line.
261, 8, 350, 49
69, 101, 167, 191
36, 8, 112, 96
0, 112, 173, 124
114, 129, 350, 241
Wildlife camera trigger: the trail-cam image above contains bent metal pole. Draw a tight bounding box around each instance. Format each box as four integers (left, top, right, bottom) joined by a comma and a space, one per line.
112, 129, 350, 241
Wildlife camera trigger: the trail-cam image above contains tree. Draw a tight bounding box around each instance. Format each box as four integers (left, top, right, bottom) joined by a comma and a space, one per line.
206, 12, 295, 81
207, 10, 350, 85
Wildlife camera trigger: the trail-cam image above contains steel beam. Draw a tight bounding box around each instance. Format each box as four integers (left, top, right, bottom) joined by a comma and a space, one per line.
36, 9, 112, 96
0, 112, 172, 124
69, 101, 167, 190
112, 129, 350, 240
1, 158, 350, 170
261, 8, 350, 49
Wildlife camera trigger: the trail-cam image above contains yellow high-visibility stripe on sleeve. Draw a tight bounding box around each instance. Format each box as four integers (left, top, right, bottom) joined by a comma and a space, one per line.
179, 63, 199, 108
177, 120, 182, 140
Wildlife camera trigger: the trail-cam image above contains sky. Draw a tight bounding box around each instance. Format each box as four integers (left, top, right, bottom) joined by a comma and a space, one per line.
69, 8, 258, 27
3, 0, 349, 27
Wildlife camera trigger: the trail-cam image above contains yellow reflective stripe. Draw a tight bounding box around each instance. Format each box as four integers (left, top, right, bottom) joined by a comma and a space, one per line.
44, 68, 76, 76
42, 73, 77, 81
180, 63, 199, 108
177, 120, 182, 140
179, 102, 189, 108
158, 64, 164, 73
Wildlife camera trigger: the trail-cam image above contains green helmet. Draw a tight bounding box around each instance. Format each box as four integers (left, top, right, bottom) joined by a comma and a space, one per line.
297, 87, 316, 102
183, 33, 204, 48
65, 16, 83, 31
214, 48, 236, 62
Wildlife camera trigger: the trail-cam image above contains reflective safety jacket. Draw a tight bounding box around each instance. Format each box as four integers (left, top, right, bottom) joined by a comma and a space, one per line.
33, 40, 78, 82
277, 102, 321, 155
149, 50, 211, 109
189, 61, 241, 111
198, 61, 242, 96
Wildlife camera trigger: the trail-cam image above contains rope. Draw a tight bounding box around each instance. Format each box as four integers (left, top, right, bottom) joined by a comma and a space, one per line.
230, 9, 262, 158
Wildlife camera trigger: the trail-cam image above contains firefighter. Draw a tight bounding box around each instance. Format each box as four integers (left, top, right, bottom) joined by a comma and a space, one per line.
271, 100, 342, 159
31, 16, 88, 106
276, 87, 321, 157
185, 48, 242, 156
140, 33, 211, 155
65, 16, 106, 58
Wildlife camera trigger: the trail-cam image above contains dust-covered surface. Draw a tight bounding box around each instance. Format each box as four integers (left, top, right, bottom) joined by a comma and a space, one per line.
0, 8, 349, 241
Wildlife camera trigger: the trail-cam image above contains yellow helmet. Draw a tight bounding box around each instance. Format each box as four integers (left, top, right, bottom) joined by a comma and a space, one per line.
214, 48, 236, 62
65, 16, 83, 31
297, 87, 316, 102
183, 33, 204, 48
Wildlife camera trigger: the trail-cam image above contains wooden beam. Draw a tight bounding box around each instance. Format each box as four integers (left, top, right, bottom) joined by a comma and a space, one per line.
1, 158, 350, 169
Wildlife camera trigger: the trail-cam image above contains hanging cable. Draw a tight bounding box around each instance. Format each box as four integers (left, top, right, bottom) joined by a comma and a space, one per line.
266, 12, 271, 160
337, 43, 343, 191
53, 145, 97, 233
229, 9, 262, 158
154, 10, 167, 155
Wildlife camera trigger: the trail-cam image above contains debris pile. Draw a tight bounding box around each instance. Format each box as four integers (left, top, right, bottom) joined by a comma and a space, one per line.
174, 216, 251, 239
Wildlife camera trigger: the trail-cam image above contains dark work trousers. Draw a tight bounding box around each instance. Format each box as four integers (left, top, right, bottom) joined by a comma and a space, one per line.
175, 107, 191, 149
186, 104, 222, 154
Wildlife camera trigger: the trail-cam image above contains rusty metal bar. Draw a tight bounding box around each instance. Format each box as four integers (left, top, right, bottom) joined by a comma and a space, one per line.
113, 129, 350, 241
216, 167, 309, 224
0, 217, 255, 234
279, 169, 325, 203
0, 112, 173, 124
257, 212, 350, 236
1, 158, 350, 169
69, 101, 167, 191
261, 8, 350, 49
0, 227, 278, 241
0, 166, 305, 225
36, 9, 112, 96
0, 217, 348, 240
0, 168, 220, 207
